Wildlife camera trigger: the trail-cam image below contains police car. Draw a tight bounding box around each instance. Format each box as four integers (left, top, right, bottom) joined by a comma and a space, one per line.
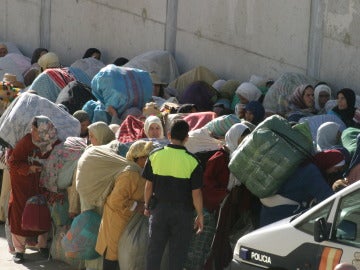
231, 180, 360, 269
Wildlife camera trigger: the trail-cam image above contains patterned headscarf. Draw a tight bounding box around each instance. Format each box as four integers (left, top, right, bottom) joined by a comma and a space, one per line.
31, 115, 58, 154
289, 84, 314, 109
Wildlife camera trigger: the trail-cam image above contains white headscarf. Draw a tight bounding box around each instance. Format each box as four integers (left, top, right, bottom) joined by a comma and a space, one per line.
235, 82, 262, 102
225, 123, 250, 154
316, 121, 340, 151
144, 115, 164, 139
212, 79, 227, 91
314, 85, 331, 111
87, 121, 115, 145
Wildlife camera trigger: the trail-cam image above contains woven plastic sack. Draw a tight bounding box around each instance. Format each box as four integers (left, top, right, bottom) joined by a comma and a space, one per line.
118, 212, 168, 270
61, 210, 101, 260
228, 115, 313, 198
118, 213, 149, 269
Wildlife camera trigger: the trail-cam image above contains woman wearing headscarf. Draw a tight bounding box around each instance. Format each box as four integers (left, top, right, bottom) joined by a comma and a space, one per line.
315, 121, 351, 172
243, 101, 265, 126
23, 48, 49, 86
234, 82, 263, 119
87, 121, 115, 146
143, 115, 164, 139
328, 88, 358, 128
66, 121, 115, 220
8, 116, 60, 263
203, 123, 257, 269
314, 84, 331, 114
96, 140, 154, 270
82, 48, 101, 60
286, 84, 316, 122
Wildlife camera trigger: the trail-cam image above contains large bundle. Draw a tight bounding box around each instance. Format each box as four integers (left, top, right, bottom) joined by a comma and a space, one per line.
229, 115, 313, 198
56, 80, 97, 115
168, 66, 219, 100
0, 53, 31, 83
118, 212, 168, 270
71, 57, 105, 82
124, 50, 179, 84
76, 144, 130, 211
50, 225, 85, 269
262, 72, 318, 115
61, 210, 101, 260
341, 127, 360, 157
30, 68, 76, 102
91, 65, 153, 117
0, 92, 80, 148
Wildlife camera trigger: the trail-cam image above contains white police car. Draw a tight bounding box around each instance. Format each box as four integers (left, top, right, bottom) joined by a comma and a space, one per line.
231, 180, 360, 269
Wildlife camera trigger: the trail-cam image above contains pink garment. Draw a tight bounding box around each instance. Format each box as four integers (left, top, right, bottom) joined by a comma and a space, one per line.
183, 111, 217, 131
12, 232, 48, 253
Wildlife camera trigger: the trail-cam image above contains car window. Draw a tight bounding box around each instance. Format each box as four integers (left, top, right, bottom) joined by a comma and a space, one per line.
296, 201, 333, 235
332, 189, 360, 248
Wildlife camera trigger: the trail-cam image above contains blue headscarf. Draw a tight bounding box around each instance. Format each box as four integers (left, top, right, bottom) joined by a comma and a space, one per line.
245, 101, 265, 125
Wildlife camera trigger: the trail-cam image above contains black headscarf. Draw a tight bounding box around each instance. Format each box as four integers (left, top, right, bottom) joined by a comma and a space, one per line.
31, 48, 48, 64
332, 88, 356, 127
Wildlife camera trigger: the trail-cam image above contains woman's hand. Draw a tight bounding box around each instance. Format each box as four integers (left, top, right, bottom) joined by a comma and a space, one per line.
29, 165, 42, 174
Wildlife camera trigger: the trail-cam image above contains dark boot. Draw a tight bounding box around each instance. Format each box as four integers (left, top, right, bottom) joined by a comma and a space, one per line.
13, 252, 24, 263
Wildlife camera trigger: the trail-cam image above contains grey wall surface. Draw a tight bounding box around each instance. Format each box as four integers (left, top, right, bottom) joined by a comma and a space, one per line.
1, 0, 360, 93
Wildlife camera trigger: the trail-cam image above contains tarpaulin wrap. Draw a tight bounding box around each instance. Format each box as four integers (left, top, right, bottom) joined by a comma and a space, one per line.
91, 64, 153, 117
0, 92, 80, 148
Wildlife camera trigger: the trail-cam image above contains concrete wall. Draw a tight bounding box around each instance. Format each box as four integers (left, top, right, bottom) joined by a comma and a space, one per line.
1, 0, 360, 93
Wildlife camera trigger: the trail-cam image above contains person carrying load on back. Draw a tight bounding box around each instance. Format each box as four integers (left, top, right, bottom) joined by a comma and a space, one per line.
259, 150, 346, 227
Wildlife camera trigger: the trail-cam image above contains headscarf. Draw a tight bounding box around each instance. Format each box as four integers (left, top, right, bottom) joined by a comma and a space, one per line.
289, 84, 314, 110
212, 79, 227, 91
313, 149, 345, 172
31, 48, 48, 65
314, 84, 331, 111
316, 122, 341, 151
225, 123, 250, 154
38, 52, 60, 70
235, 82, 262, 102
245, 101, 265, 125
31, 115, 58, 154
125, 140, 154, 162
73, 110, 90, 123
332, 88, 356, 127
87, 121, 115, 145
144, 115, 164, 139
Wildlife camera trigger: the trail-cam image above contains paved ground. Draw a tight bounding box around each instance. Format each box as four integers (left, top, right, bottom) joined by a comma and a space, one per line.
0, 223, 76, 270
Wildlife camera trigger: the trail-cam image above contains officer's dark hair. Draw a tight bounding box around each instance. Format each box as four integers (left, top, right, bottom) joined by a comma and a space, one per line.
170, 120, 189, 142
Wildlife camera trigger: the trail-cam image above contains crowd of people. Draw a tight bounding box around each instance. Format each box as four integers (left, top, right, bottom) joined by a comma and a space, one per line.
0, 42, 358, 270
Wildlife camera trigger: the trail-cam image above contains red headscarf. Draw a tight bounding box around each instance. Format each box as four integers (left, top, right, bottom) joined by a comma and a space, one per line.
313, 149, 345, 171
